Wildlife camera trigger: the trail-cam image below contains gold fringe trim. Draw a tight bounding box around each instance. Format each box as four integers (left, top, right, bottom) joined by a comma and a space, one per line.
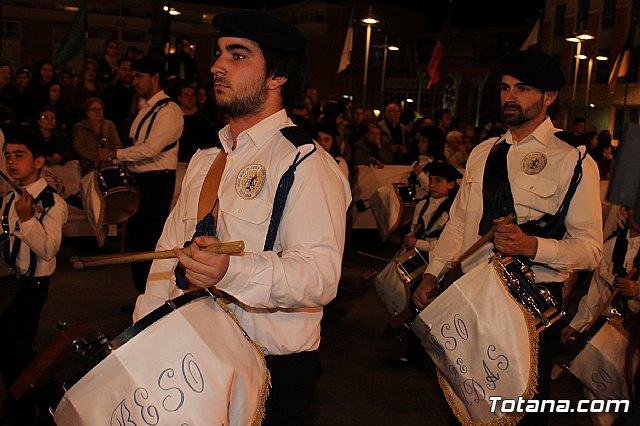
438, 258, 540, 426
216, 297, 271, 426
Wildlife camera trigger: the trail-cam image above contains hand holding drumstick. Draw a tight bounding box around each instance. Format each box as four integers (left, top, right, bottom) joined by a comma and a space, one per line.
173, 236, 239, 290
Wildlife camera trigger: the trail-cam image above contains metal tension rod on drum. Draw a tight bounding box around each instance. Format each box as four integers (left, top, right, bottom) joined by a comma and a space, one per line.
70, 240, 245, 270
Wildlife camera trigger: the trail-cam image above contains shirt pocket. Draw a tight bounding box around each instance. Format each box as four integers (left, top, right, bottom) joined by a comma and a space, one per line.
513, 174, 558, 214
221, 195, 271, 225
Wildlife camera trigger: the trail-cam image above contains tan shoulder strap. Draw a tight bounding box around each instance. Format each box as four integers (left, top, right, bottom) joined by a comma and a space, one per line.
198, 150, 227, 222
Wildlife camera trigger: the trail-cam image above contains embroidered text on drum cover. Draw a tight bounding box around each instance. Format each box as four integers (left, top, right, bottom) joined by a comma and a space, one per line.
109, 353, 209, 426
489, 396, 630, 414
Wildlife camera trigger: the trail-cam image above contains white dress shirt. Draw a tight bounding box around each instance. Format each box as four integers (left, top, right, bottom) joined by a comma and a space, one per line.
425, 117, 603, 284
118, 90, 183, 172
570, 230, 640, 332
411, 196, 450, 253
1, 178, 68, 277
135, 109, 351, 355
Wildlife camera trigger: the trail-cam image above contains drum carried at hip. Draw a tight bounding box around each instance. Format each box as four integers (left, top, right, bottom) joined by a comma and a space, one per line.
11, 288, 269, 426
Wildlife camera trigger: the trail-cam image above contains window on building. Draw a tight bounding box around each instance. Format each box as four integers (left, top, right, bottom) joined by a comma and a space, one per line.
602, 0, 616, 29
0, 20, 20, 40
553, 4, 566, 37
577, 0, 591, 33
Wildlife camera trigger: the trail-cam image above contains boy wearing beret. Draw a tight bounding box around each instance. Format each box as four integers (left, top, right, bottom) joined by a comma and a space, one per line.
413, 50, 603, 425
134, 9, 351, 425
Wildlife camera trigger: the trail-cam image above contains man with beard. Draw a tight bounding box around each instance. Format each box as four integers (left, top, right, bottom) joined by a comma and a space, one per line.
412, 50, 602, 425
133, 10, 350, 425
106, 58, 183, 295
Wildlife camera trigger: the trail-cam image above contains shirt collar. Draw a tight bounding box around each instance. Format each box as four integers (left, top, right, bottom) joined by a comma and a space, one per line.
219, 109, 290, 153
23, 177, 48, 198
143, 90, 168, 108
504, 116, 555, 147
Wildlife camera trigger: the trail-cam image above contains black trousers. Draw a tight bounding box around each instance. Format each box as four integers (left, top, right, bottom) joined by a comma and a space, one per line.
127, 170, 175, 293
263, 351, 319, 426
0, 277, 49, 401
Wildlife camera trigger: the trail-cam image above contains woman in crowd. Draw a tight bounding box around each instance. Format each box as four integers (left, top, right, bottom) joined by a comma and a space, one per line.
31, 106, 75, 165
71, 58, 103, 122
316, 122, 349, 180
97, 39, 119, 85
71, 97, 120, 176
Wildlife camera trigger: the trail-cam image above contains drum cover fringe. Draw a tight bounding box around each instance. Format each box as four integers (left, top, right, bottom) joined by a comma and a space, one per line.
215, 297, 271, 425
439, 257, 540, 426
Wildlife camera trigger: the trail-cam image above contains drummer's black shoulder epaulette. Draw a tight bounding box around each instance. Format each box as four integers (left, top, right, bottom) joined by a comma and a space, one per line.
280, 126, 315, 148
554, 130, 574, 146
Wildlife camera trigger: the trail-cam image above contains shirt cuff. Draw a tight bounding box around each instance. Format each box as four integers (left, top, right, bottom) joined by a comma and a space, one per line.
425, 260, 446, 279
532, 237, 557, 265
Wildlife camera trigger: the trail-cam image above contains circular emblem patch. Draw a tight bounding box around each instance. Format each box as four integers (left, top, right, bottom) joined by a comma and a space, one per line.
236, 163, 266, 199
521, 152, 547, 175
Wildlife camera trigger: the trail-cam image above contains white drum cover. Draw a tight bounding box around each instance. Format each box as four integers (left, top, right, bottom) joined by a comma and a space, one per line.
412, 259, 539, 425
54, 295, 269, 426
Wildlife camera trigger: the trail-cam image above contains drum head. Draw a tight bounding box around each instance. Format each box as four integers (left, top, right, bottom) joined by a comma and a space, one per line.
103, 190, 141, 224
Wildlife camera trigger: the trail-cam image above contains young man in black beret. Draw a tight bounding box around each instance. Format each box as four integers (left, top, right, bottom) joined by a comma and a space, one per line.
133, 9, 351, 425
413, 49, 603, 425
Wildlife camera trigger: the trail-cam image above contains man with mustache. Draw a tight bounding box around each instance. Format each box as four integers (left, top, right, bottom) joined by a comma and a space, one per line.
133, 9, 351, 425
412, 50, 602, 425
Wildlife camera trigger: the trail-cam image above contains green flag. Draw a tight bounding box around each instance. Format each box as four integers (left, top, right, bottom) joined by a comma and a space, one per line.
55, 0, 88, 66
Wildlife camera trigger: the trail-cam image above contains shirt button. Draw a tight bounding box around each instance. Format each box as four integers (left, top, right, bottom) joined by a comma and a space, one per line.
228, 157, 234, 163
236, 208, 242, 214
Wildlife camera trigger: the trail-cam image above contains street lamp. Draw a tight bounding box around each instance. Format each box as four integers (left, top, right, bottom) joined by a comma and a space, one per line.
373, 34, 399, 106
565, 31, 595, 122
361, 6, 379, 106
582, 53, 609, 117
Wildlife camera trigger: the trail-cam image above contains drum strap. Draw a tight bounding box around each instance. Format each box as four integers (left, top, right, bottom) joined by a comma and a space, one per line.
263, 126, 316, 252
479, 137, 511, 235
133, 97, 178, 152
175, 151, 227, 290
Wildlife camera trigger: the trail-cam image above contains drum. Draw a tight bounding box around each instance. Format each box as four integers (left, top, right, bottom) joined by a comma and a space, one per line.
395, 248, 427, 284
97, 164, 141, 224
493, 254, 564, 332
370, 183, 416, 241
411, 257, 541, 425
52, 289, 269, 426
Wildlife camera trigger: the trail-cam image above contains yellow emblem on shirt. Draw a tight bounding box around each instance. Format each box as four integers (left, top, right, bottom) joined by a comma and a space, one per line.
521, 152, 547, 175
236, 163, 266, 199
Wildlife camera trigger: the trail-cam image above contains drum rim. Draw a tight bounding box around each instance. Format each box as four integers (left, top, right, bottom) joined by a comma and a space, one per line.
111, 288, 215, 349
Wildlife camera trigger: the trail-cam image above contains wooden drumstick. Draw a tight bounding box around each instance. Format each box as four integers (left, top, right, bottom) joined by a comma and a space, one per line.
450, 214, 516, 268
70, 240, 245, 270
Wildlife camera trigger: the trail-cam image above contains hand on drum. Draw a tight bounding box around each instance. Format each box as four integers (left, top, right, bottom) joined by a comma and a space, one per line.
560, 325, 578, 345
412, 273, 439, 309
173, 236, 230, 289
492, 217, 538, 258
14, 192, 35, 222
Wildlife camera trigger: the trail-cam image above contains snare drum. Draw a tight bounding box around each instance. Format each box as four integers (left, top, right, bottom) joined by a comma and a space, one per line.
97, 164, 141, 224
395, 248, 428, 285
53, 289, 269, 426
493, 255, 564, 332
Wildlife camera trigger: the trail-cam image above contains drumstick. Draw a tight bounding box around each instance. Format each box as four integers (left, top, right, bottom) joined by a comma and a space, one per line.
582, 268, 636, 333
0, 169, 23, 195
70, 240, 245, 270
450, 214, 516, 268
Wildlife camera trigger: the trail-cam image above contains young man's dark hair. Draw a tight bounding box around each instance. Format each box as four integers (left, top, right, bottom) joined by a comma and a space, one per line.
261, 46, 306, 109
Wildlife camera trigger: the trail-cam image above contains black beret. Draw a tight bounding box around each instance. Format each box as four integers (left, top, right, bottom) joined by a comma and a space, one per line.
418, 125, 446, 145
500, 50, 565, 92
425, 161, 463, 182
211, 9, 306, 52
131, 58, 164, 76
